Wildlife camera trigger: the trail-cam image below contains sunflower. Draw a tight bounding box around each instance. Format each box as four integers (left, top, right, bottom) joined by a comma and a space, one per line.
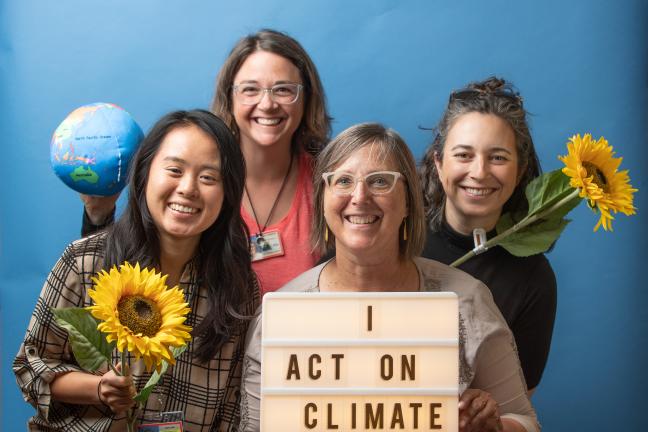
559, 134, 637, 231
87, 262, 192, 372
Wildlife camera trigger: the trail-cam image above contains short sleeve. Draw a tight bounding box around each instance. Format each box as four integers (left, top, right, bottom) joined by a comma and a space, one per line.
470, 326, 540, 431
466, 282, 540, 432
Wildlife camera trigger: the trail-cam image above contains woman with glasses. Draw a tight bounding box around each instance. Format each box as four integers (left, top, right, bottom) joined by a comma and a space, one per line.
420, 77, 557, 395
81, 29, 331, 295
239, 123, 540, 432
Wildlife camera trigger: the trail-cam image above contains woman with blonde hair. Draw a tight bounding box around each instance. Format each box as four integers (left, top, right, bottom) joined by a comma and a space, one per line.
240, 123, 540, 432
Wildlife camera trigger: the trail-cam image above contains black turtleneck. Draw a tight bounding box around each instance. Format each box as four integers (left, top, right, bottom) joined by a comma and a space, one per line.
422, 221, 557, 390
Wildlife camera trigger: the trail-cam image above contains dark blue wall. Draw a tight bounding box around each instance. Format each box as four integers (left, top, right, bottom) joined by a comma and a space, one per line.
1, 1, 646, 430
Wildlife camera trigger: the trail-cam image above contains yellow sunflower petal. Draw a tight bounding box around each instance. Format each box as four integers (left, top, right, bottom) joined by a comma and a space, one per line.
559, 133, 637, 231
88, 262, 193, 371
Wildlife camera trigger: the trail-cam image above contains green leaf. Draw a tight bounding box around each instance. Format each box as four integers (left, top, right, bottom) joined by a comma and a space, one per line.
51, 307, 115, 371
493, 169, 582, 257
525, 170, 581, 219
498, 217, 571, 257
496, 210, 524, 234
134, 345, 187, 403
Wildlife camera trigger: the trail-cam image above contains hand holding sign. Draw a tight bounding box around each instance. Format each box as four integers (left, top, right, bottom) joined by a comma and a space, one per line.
458, 389, 502, 432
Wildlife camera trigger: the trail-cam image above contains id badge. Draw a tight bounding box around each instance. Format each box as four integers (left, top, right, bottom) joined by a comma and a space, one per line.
138, 411, 183, 431
250, 230, 285, 262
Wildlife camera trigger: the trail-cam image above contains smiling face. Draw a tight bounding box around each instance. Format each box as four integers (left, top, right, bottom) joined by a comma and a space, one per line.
145, 124, 224, 249
324, 145, 408, 259
232, 50, 304, 152
435, 112, 520, 233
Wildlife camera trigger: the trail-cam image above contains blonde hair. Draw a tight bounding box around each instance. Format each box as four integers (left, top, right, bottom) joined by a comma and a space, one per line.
312, 123, 425, 259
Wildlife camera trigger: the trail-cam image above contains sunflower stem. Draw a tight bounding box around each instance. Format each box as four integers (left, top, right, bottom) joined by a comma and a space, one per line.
119, 350, 128, 376
450, 188, 582, 267
118, 349, 137, 432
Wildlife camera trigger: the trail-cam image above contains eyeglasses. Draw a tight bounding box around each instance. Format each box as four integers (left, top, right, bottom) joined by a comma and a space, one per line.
232, 83, 303, 105
449, 88, 524, 107
322, 171, 403, 196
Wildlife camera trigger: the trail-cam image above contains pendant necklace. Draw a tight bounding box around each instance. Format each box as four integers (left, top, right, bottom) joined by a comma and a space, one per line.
245, 153, 294, 242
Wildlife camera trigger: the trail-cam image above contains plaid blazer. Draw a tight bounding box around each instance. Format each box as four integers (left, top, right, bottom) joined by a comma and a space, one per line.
13, 233, 259, 431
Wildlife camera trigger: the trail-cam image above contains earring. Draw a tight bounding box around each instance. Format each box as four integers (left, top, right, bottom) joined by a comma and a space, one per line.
403, 219, 408, 241
325, 226, 329, 242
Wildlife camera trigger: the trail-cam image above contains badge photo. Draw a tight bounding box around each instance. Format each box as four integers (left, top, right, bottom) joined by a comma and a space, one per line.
250, 230, 285, 262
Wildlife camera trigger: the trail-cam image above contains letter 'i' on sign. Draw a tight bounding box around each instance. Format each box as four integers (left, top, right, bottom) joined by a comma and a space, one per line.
261, 292, 459, 431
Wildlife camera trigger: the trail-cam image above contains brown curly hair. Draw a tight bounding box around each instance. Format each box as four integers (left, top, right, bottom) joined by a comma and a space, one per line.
419, 76, 541, 231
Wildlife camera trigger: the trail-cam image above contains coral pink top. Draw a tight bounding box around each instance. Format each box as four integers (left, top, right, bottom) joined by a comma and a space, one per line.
241, 152, 319, 295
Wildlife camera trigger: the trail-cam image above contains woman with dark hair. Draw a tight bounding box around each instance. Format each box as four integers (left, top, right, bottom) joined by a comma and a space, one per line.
211, 28, 331, 294
82, 29, 332, 295
420, 77, 557, 394
240, 123, 540, 432
14, 110, 258, 431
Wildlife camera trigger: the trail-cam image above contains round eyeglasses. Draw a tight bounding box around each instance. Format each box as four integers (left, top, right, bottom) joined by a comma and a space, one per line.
232, 83, 303, 105
322, 171, 403, 196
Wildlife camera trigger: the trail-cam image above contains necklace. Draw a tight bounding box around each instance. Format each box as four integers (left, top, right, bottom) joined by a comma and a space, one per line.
245, 153, 294, 239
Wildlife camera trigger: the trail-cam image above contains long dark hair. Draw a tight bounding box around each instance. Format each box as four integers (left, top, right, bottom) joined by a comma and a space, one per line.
420, 76, 541, 231
210, 28, 332, 156
104, 109, 254, 361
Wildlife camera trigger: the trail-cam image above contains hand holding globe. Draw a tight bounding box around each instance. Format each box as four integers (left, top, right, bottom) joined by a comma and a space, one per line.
80, 193, 121, 225
50, 102, 144, 197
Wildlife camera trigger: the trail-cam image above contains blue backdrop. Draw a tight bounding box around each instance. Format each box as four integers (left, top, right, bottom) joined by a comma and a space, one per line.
1, 1, 646, 430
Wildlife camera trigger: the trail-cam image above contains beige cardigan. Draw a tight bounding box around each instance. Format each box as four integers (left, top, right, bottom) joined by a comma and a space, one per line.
239, 257, 540, 432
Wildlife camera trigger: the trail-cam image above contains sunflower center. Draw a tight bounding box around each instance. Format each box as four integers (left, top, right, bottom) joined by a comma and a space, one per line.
582, 161, 608, 192
117, 295, 163, 337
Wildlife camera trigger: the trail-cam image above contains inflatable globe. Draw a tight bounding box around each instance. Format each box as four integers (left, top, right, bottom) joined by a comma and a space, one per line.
50, 102, 144, 196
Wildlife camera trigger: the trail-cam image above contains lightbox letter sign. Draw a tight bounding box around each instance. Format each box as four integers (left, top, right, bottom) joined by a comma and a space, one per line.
261, 292, 459, 431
